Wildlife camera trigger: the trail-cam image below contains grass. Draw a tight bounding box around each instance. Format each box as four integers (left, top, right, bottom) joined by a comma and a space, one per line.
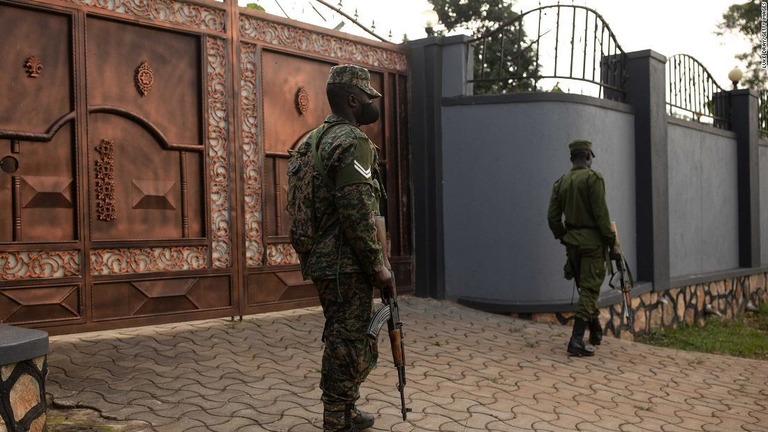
637, 304, 768, 361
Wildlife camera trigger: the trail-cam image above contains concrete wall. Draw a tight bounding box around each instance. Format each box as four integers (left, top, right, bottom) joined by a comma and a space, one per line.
762, 141, 768, 266
440, 94, 635, 305
668, 119, 740, 277
408, 38, 766, 315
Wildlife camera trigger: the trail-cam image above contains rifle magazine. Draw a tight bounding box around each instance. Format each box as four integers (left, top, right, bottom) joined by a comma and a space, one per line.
366, 305, 391, 340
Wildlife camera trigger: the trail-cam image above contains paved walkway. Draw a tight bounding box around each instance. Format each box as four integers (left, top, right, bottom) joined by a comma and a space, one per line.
47, 297, 768, 431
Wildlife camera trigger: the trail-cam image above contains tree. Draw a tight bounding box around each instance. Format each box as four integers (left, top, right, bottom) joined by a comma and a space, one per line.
428, 0, 540, 94
717, 0, 767, 90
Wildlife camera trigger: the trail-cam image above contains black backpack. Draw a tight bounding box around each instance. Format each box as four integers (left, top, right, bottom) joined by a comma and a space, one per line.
286, 123, 338, 261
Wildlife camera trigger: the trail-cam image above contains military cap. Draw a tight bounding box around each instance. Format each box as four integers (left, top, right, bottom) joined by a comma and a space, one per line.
327, 64, 382, 98
569, 139, 595, 157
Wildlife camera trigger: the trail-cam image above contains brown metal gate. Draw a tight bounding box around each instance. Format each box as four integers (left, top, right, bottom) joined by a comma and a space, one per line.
0, 0, 412, 334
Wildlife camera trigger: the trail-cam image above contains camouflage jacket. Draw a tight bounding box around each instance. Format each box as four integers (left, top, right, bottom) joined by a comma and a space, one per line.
547, 165, 615, 248
304, 114, 385, 279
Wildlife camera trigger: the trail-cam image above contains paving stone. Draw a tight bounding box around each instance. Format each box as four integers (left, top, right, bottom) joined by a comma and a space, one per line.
151, 416, 206, 432
44, 297, 768, 432
181, 408, 231, 426
206, 416, 258, 431
125, 410, 178, 427
98, 403, 150, 420
151, 402, 201, 419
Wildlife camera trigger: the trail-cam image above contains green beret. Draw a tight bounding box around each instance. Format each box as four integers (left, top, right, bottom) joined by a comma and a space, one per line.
569, 139, 595, 157
327, 64, 382, 98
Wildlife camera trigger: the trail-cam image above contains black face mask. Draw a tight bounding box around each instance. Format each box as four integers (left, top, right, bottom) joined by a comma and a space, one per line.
358, 100, 380, 125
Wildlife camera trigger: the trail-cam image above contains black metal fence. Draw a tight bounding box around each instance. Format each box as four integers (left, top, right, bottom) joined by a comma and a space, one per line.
468, 5, 627, 100
666, 54, 731, 130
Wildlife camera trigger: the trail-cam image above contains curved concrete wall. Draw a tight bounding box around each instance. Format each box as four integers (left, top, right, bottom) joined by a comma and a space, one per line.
409, 39, 766, 314
440, 94, 635, 306
668, 120, 739, 277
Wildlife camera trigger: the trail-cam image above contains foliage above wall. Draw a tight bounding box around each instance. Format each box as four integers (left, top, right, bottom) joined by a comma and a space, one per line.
717, 0, 767, 90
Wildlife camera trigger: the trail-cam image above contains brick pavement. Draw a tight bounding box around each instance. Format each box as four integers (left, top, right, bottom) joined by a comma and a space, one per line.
47, 297, 768, 431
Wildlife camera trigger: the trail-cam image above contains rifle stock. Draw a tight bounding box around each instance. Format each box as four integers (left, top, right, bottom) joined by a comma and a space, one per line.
387, 306, 408, 421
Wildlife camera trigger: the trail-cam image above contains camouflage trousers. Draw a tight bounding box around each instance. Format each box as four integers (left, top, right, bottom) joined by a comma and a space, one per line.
313, 273, 378, 430
566, 244, 607, 321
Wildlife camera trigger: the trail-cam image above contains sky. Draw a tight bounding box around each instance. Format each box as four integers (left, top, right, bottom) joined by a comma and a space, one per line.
245, 0, 752, 90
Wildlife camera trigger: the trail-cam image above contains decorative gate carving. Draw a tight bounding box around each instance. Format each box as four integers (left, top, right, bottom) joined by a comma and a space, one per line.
0, 0, 411, 334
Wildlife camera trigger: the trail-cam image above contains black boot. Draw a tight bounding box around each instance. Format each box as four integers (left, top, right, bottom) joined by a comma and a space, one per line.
567, 317, 596, 356
323, 405, 358, 432
349, 406, 374, 430
588, 317, 603, 346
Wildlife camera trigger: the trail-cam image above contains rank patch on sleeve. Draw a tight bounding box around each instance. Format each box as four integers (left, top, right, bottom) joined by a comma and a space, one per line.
354, 160, 372, 179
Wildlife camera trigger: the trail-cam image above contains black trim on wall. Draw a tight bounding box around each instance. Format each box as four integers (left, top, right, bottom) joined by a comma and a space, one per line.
625, 50, 670, 293
408, 37, 446, 299
730, 90, 761, 268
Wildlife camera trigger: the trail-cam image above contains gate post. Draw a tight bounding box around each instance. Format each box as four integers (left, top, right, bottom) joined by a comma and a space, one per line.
624, 50, 670, 292
407, 35, 471, 299
729, 89, 761, 268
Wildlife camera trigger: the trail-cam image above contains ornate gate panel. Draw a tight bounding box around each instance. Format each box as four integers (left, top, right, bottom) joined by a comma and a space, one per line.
237, 12, 412, 315
78, 8, 237, 330
0, 2, 82, 328
0, 0, 411, 334
85, 16, 206, 241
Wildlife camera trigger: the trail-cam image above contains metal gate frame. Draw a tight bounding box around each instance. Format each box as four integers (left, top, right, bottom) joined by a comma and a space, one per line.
0, 0, 412, 334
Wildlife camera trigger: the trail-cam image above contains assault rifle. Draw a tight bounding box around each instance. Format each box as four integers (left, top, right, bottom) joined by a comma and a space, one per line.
367, 285, 410, 420
367, 217, 410, 420
609, 222, 634, 334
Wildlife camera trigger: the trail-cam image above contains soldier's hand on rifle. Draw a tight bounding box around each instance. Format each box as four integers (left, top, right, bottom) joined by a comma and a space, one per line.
609, 247, 621, 261
374, 266, 396, 297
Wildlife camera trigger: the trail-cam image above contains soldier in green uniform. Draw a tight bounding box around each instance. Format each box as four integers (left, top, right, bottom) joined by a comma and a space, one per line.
547, 139, 618, 356
302, 65, 394, 431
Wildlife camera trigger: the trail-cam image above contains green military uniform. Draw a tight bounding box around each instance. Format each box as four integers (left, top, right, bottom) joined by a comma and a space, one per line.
304, 113, 384, 280
304, 65, 385, 431
548, 139, 615, 355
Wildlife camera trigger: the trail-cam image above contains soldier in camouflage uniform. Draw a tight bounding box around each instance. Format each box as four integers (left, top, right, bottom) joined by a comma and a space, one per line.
547, 140, 618, 357
303, 65, 394, 431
